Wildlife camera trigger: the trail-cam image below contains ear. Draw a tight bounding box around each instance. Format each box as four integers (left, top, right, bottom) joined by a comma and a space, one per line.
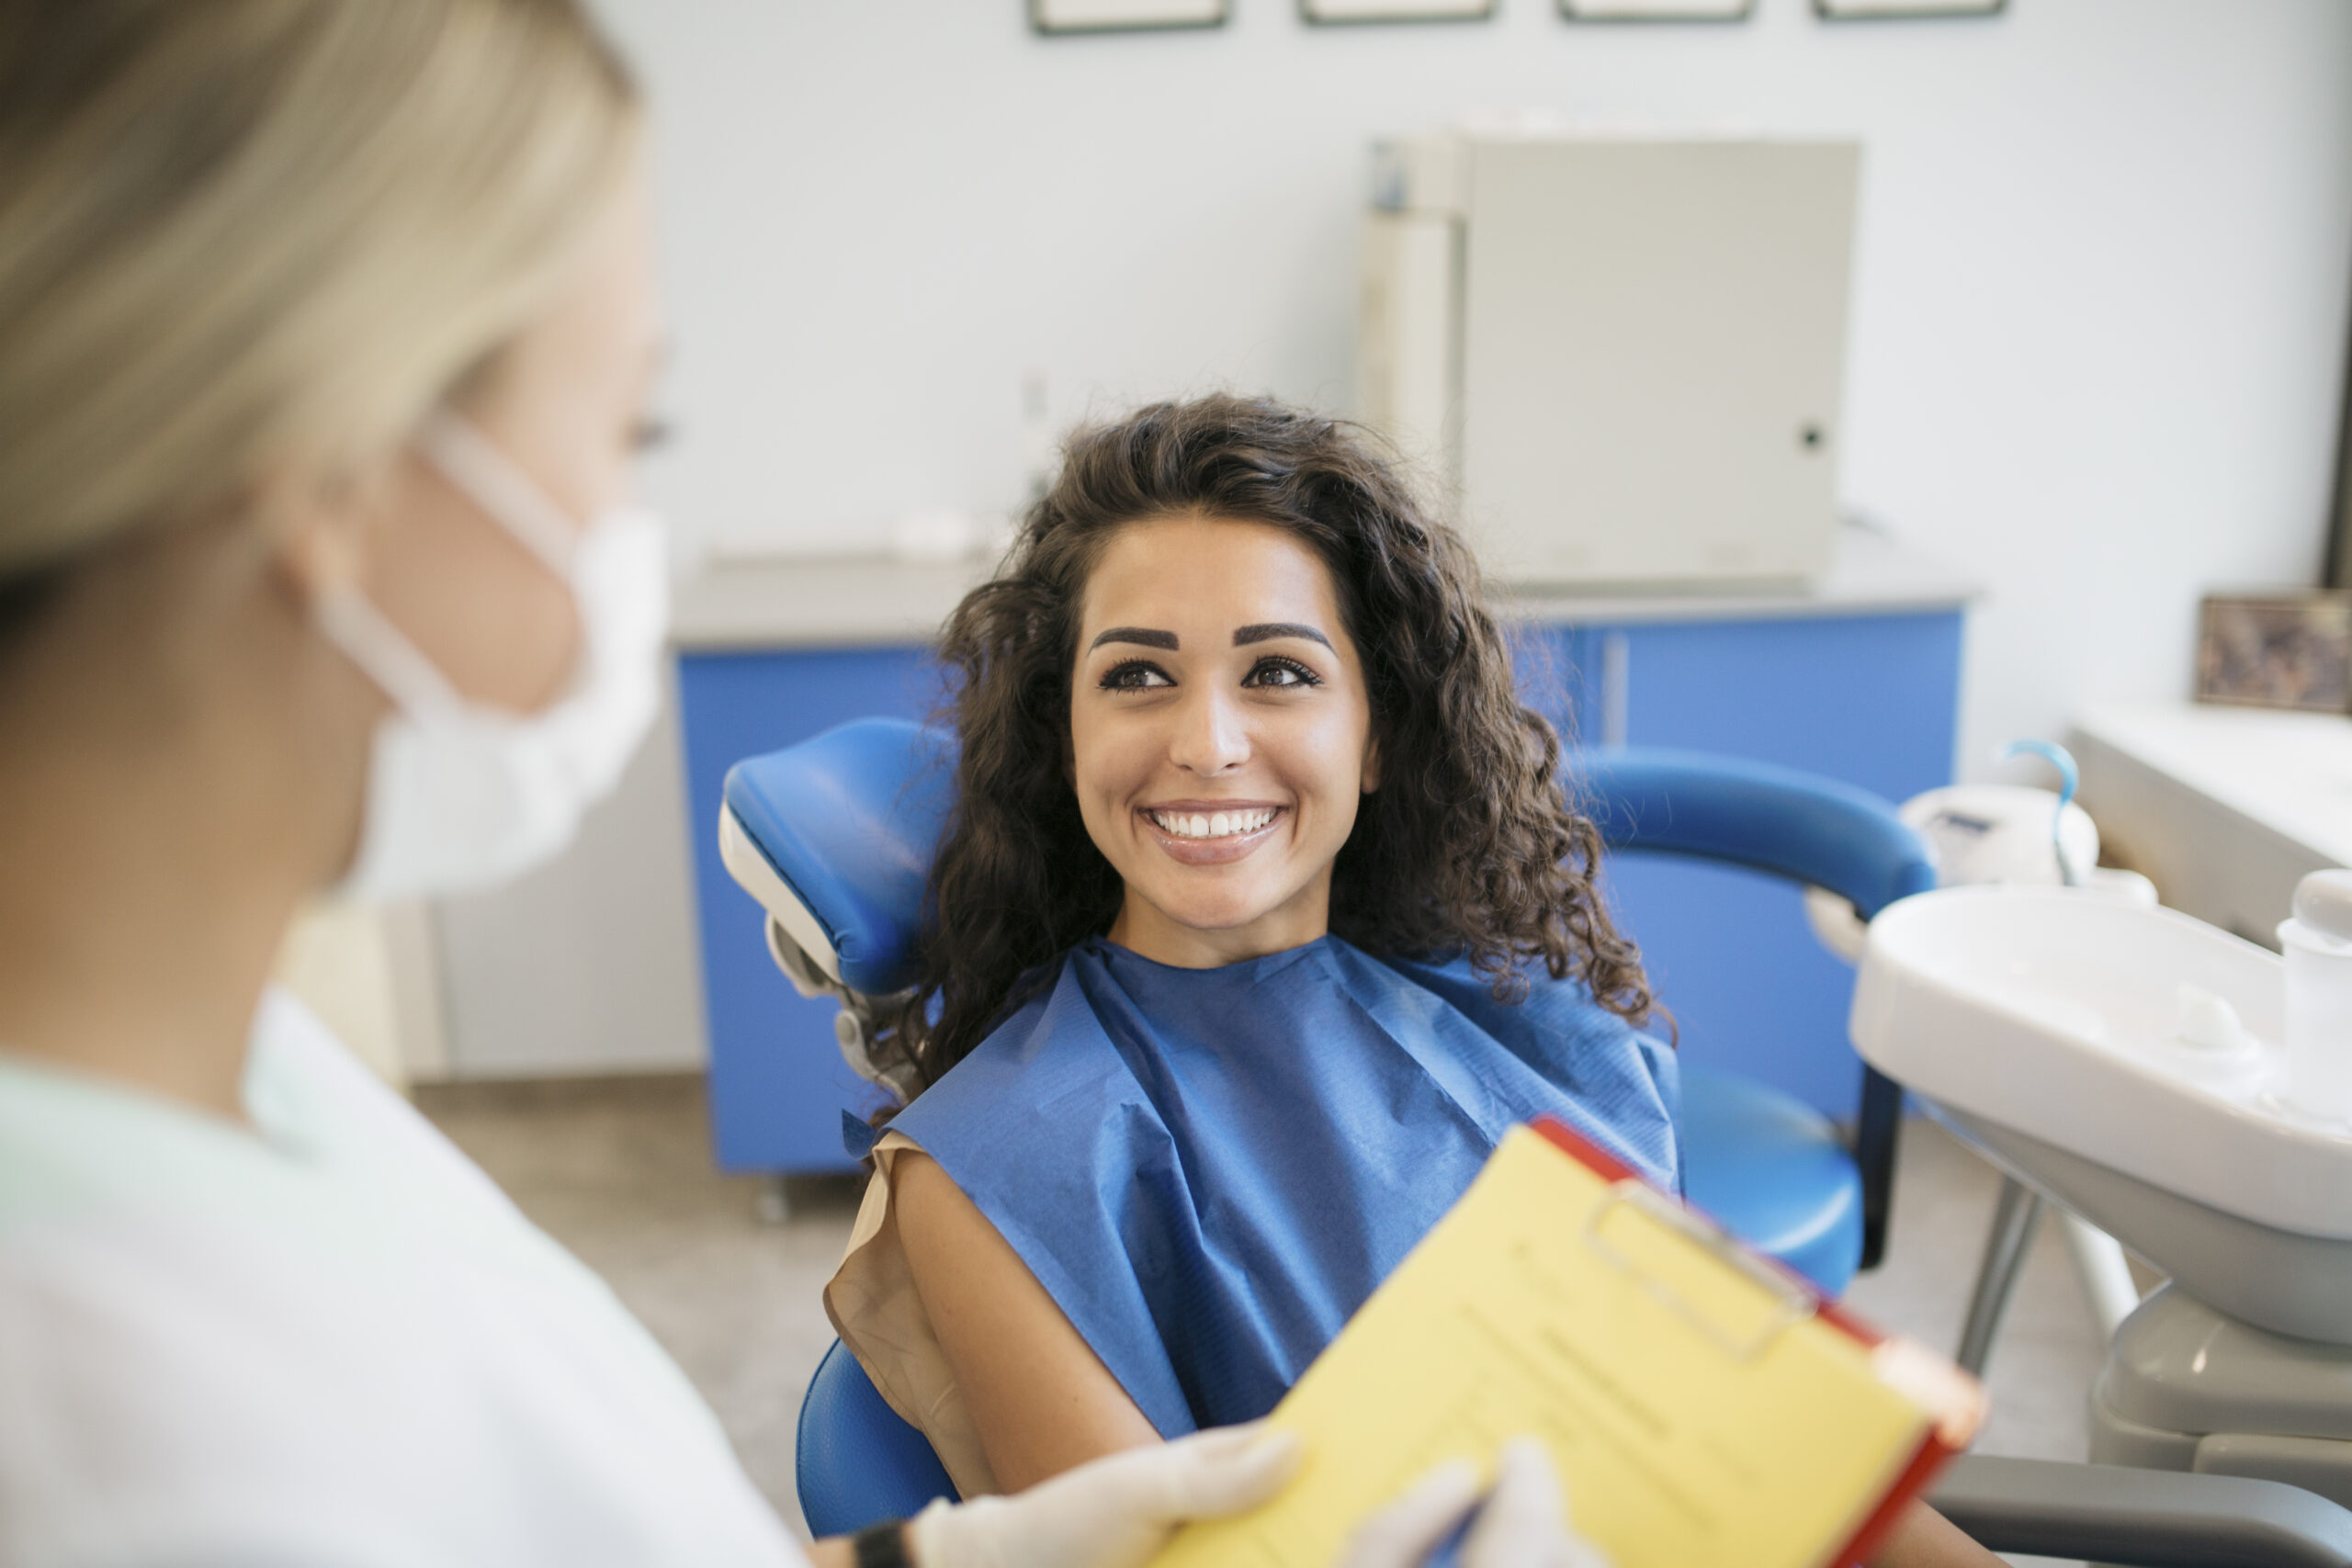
1361, 730, 1383, 795
265, 460, 384, 613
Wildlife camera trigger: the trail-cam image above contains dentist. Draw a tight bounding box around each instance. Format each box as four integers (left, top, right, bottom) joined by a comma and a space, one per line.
0, 5, 1580, 1567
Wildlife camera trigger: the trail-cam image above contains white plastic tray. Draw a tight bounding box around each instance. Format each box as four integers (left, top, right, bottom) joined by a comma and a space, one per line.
1852, 886, 2352, 1240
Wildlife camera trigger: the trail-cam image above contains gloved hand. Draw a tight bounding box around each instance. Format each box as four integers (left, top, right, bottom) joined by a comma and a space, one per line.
906, 1423, 1303, 1568
1339, 1437, 1609, 1568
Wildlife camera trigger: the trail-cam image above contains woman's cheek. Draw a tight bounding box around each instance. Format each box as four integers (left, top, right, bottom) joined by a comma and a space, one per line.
1080, 721, 1149, 829
1293, 711, 1369, 804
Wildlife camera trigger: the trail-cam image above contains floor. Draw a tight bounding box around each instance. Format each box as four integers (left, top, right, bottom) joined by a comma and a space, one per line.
420, 1077, 2112, 1558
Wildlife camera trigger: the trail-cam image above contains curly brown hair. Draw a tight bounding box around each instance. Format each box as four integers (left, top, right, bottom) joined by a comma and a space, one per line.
878, 393, 1654, 1095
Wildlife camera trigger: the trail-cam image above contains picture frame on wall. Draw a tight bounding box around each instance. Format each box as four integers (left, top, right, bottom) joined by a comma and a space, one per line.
1815, 0, 2003, 17
1304, 0, 1495, 22
1560, 0, 1752, 21
1030, 0, 1227, 35
2194, 592, 2352, 714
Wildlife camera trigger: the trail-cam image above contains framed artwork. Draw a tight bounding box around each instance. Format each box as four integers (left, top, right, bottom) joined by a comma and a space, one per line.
1815, 0, 2003, 17
1305, 0, 1495, 21
1030, 0, 1227, 34
1561, 0, 1752, 20
2195, 592, 2352, 714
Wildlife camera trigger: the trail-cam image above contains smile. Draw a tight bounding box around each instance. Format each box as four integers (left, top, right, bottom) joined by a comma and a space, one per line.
1136, 804, 1286, 866
1144, 807, 1279, 840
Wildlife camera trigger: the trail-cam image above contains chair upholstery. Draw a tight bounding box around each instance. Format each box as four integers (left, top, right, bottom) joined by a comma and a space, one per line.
1574, 746, 1938, 1291
1679, 1066, 1864, 1293
722, 727, 1935, 1527
1573, 747, 1934, 922
720, 717, 953, 995
795, 1338, 956, 1538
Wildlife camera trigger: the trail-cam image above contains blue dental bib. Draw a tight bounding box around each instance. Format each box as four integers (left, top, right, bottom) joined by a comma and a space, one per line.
886, 934, 1680, 1438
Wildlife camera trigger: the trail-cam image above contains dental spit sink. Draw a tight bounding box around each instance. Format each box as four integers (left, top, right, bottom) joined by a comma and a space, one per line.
1852, 886, 2352, 1343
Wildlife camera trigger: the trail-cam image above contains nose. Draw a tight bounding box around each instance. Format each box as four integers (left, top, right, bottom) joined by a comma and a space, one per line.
1167, 682, 1249, 776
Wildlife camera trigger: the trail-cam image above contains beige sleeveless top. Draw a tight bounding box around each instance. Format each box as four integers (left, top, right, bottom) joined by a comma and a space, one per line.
825, 1131, 999, 1498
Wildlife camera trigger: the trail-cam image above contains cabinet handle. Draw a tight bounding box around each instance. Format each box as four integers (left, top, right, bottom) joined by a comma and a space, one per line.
1600, 631, 1631, 750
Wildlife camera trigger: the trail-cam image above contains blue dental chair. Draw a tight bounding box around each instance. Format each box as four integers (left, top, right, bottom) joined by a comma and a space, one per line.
1577, 748, 1934, 1295
718, 718, 1936, 1537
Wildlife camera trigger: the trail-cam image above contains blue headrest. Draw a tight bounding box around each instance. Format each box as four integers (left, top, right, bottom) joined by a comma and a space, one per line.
1572, 747, 1935, 919
720, 718, 955, 995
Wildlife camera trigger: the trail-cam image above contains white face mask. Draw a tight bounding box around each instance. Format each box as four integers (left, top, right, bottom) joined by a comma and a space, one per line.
318, 413, 669, 903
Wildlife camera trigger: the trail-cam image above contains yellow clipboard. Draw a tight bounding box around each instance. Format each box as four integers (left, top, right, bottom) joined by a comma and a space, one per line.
1150, 1118, 1984, 1568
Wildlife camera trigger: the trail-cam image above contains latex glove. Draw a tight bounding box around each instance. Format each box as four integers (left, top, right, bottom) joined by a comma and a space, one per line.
907, 1423, 1303, 1568
1340, 1438, 1609, 1568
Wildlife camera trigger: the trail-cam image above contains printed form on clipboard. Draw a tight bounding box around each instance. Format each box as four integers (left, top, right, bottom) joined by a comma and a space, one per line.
1151, 1118, 1985, 1568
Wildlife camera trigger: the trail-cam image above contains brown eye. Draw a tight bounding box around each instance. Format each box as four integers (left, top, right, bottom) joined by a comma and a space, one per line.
1101, 660, 1174, 691
1241, 656, 1319, 689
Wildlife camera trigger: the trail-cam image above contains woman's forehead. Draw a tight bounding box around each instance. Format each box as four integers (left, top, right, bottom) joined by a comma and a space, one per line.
1080, 515, 1341, 636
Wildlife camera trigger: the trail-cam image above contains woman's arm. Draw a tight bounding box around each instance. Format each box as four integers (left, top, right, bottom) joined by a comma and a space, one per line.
1869, 1499, 2003, 1568
893, 1154, 1998, 1562
893, 1149, 1162, 1492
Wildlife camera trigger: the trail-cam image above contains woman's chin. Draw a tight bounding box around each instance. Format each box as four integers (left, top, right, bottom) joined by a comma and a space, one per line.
1122, 884, 1325, 959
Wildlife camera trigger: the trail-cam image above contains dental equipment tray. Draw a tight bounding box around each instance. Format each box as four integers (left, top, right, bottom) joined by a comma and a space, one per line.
1852, 886, 2352, 1342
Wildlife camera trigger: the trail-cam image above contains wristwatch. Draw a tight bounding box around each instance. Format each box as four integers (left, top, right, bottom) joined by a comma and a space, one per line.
852, 1519, 914, 1568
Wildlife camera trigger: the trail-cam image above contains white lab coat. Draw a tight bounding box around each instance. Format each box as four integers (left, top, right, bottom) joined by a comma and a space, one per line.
0, 988, 809, 1568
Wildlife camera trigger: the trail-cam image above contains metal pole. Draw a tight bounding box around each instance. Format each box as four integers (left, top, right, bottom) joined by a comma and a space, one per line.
2060, 1212, 2143, 1340
1958, 1175, 2044, 1376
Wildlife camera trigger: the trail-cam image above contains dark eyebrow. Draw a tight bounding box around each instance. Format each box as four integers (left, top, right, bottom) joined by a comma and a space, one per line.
1234, 622, 1333, 649
1089, 626, 1178, 651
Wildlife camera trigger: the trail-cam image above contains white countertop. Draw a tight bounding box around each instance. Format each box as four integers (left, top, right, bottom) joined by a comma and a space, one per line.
669, 522, 1982, 651
2072, 701, 2352, 869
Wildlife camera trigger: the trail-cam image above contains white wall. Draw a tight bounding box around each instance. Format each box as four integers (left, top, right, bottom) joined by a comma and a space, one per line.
429, 687, 707, 1077
594, 0, 2352, 776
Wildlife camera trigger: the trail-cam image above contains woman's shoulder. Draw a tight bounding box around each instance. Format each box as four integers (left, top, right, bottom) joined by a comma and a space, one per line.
1337, 939, 1681, 1186
888, 946, 1135, 1131
1340, 940, 1653, 1045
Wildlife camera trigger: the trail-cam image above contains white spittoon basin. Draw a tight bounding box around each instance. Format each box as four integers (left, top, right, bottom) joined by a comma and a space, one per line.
1852, 886, 2352, 1344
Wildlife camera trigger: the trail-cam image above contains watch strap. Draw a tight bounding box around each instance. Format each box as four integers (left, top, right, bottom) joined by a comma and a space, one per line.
852, 1519, 914, 1568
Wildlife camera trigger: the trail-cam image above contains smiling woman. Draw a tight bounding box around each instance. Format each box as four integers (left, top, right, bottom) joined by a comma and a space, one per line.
879, 395, 1656, 1098
820, 394, 1681, 1500
826, 400, 1997, 1567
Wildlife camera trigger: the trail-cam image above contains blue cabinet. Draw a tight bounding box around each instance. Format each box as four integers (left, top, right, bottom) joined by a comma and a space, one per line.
676, 648, 942, 1173
680, 609, 1962, 1173
1530, 613, 1964, 1116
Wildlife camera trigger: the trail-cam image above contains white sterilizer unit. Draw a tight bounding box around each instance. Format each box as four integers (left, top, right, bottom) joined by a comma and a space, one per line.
1359, 130, 1861, 590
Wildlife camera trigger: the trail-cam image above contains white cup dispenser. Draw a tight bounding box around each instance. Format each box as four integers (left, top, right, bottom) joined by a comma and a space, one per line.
2282, 870, 2352, 1122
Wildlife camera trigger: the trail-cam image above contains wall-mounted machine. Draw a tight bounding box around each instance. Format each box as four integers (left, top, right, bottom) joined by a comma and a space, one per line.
1359, 130, 1861, 590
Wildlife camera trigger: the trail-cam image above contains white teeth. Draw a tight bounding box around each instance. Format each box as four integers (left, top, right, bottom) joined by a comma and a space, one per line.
1149, 807, 1275, 840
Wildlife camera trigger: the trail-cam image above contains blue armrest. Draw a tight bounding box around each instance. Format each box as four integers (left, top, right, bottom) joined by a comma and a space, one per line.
1573, 748, 1936, 919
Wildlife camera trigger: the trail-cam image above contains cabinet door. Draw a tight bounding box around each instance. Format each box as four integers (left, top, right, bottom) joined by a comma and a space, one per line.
1528, 613, 1963, 1118
676, 648, 942, 1173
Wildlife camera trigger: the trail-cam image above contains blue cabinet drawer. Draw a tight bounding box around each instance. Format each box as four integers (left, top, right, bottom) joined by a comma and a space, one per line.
677, 648, 942, 1173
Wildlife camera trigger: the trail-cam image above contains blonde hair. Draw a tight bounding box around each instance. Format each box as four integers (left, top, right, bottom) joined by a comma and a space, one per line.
0, 0, 640, 583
